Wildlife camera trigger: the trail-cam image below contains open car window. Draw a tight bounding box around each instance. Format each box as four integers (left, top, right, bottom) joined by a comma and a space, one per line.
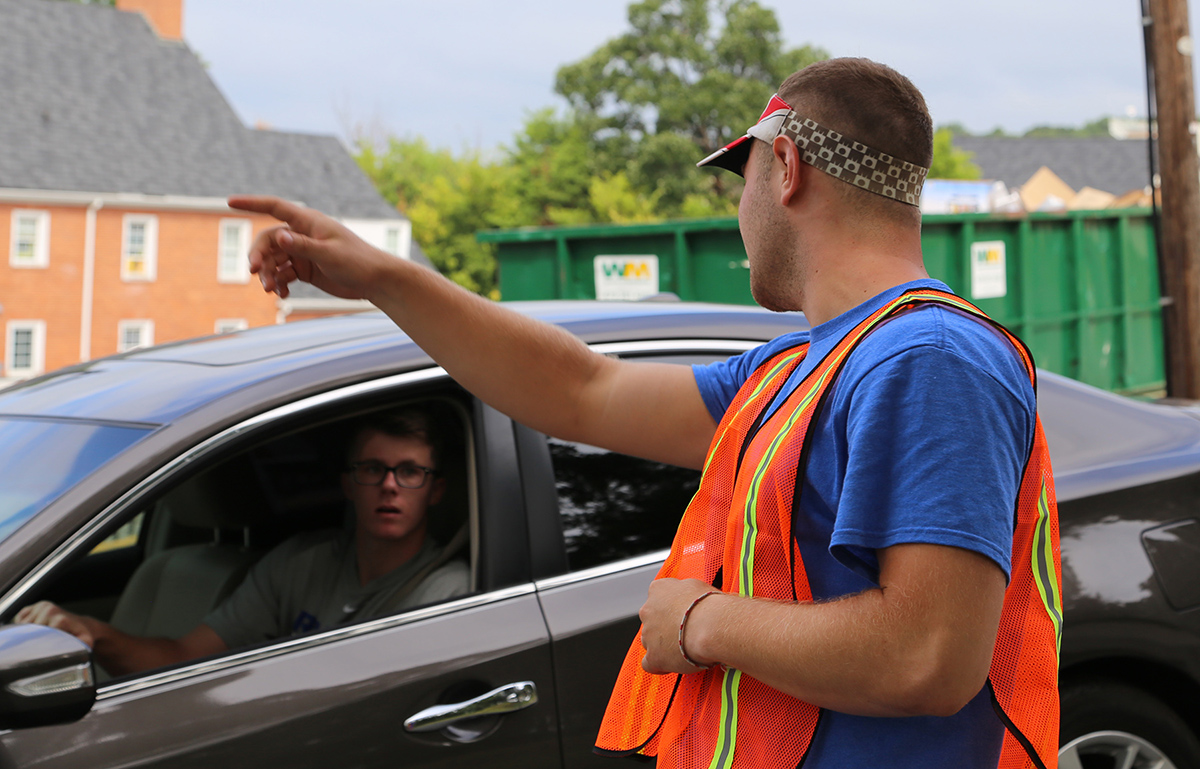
12, 393, 477, 682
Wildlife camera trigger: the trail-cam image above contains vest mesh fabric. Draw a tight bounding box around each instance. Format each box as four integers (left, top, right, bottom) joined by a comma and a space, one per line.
595, 342, 820, 768
992, 419, 1061, 769
596, 290, 1061, 769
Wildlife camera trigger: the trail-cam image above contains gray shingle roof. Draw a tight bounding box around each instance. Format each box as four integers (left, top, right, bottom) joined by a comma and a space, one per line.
953, 136, 1156, 196
0, 0, 399, 219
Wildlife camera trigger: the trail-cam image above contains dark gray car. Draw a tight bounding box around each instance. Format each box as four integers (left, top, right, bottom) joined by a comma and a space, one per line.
0, 301, 1198, 768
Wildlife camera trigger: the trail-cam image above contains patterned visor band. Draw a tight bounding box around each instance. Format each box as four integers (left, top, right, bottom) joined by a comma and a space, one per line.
696, 94, 928, 207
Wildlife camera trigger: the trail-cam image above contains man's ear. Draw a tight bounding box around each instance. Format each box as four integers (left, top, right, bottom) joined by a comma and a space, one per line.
340, 471, 353, 500
772, 135, 804, 206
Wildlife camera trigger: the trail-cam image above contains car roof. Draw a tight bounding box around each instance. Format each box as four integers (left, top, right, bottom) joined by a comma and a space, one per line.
0, 301, 805, 425
1038, 370, 1200, 500
5, 299, 1200, 501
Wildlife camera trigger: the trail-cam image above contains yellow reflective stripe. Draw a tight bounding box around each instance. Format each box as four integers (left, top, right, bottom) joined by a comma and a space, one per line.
701, 349, 807, 476
699, 350, 803, 769
738, 354, 839, 594
1031, 480, 1063, 657
707, 668, 742, 769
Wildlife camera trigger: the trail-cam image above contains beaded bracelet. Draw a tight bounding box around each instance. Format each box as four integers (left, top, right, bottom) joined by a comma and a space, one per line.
678, 590, 720, 670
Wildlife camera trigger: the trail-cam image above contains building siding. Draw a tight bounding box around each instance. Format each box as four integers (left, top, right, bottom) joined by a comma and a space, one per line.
0, 203, 281, 375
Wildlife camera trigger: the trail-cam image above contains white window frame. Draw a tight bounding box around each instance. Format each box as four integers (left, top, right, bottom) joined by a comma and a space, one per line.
9, 209, 50, 268
117, 319, 155, 352
5, 320, 46, 378
217, 218, 252, 284
384, 226, 402, 257
343, 219, 411, 260
121, 214, 158, 282
214, 318, 249, 334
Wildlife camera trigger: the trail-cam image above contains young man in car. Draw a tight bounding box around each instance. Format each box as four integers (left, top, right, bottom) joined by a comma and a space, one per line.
227, 58, 1060, 769
16, 408, 469, 677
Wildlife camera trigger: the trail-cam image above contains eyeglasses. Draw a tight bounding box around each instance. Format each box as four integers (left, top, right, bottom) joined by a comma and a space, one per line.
347, 460, 437, 489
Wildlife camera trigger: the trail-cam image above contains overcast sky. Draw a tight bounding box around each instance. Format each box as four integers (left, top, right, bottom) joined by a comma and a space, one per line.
183, 0, 1197, 152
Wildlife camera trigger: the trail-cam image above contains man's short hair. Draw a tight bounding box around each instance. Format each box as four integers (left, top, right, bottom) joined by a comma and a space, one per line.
778, 58, 932, 221
346, 407, 443, 469
779, 58, 933, 169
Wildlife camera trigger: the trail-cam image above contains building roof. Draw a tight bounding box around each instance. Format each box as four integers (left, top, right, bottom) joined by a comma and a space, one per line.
0, 0, 398, 219
953, 136, 1156, 197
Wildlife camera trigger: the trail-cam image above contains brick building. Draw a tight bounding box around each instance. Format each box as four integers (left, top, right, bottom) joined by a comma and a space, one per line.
0, 0, 421, 384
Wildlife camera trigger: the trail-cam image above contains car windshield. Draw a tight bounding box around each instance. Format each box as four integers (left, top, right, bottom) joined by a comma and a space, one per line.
0, 417, 151, 542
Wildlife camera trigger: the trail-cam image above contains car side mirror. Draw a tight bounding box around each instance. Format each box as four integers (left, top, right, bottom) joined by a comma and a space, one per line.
0, 624, 95, 730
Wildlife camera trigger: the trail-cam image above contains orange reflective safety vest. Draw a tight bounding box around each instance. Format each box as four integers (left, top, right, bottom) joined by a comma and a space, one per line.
596, 289, 1062, 769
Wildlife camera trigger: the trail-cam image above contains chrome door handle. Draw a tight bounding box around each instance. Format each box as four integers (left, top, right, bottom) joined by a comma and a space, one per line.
404, 681, 538, 733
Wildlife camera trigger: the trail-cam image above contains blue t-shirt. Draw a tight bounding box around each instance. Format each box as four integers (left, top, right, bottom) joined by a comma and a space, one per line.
692, 279, 1036, 769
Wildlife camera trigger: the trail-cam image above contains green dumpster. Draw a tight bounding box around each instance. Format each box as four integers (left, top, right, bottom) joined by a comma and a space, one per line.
479, 209, 1164, 395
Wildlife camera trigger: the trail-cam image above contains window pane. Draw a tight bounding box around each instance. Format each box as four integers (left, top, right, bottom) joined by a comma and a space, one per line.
89, 512, 144, 554
0, 418, 150, 543
15, 217, 36, 261
126, 222, 146, 274
385, 228, 400, 255
11, 328, 33, 369
128, 222, 145, 253
221, 224, 242, 274
550, 438, 700, 571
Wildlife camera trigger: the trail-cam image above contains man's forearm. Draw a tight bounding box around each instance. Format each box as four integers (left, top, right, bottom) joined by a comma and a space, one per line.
685, 589, 982, 717
87, 619, 193, 677
644, 544, 1006, 718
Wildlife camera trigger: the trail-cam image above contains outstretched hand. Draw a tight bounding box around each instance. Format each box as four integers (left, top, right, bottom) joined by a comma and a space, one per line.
227, 195, 395, 301
14, 601, 96, 647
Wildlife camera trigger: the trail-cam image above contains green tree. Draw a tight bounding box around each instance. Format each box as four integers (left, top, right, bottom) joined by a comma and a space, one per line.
928, 128, 982, 180
554, 0, 826, 211
1022, 117, 1110, 138
355, 138, 519, 298
588, 172, 663, 223
504, 109, 597, 226
937, 122, 973, 137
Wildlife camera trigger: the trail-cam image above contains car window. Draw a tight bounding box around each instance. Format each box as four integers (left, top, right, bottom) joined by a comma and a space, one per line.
0, 417, 151, 542
16, 396, 476, 682
89, 513, 144, 555
548, 351, 736, 572
549, 443, 699, 571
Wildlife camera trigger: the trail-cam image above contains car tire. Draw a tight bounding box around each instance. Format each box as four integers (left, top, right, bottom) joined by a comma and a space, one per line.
1059, 680, 1200, 769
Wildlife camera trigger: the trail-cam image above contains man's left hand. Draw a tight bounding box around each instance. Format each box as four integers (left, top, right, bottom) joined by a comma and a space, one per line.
639, 577, 722, 674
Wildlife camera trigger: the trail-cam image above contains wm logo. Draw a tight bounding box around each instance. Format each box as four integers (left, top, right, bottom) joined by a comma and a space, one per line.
601, 261, 652, 279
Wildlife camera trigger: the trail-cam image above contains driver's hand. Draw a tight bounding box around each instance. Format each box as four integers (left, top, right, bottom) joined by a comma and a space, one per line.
14, 601, 96, 647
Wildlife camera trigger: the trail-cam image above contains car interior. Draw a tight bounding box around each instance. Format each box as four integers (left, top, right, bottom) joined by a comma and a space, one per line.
15, 394, 477, 681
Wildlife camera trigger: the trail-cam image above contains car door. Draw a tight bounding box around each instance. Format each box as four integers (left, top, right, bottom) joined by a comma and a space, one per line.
0, 373, 562, 769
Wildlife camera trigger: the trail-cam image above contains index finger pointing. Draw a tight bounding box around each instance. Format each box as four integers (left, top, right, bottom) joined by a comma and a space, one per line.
227, 195, 318, 234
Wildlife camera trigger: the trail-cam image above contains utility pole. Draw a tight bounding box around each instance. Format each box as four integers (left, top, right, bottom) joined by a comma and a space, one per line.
1147, 0, 1200, 398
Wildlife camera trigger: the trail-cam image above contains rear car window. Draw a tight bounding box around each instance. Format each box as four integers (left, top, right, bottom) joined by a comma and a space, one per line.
550, 437, 700, 571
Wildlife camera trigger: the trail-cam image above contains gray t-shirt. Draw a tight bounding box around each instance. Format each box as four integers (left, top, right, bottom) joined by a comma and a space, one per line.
203, 530, 470, 649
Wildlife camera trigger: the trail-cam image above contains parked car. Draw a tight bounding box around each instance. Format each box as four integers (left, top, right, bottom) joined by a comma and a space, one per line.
0, 301, 1198, 769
